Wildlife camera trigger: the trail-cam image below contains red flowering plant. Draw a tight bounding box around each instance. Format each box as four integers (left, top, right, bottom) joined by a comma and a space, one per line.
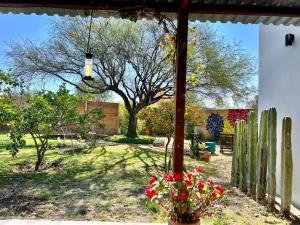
145, 166, 226, 223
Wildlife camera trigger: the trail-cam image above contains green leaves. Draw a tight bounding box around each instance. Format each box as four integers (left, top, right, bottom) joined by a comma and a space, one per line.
0, 83, 105, 168
0, 70, 25, 96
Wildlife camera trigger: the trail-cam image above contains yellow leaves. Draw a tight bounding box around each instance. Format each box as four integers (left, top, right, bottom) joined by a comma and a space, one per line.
84, 23, 97, 31
196, 65, 205, 73
185, 105, 205, 126
222, 119, 234, 134
159, 42, 165, 49
165, 34, 175, 42
187, 64, 205, 87
188, 26, 196, 33
69, 31, 78, 39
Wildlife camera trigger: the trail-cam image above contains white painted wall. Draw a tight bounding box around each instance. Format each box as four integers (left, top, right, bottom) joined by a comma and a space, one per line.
259, 24, 300, 209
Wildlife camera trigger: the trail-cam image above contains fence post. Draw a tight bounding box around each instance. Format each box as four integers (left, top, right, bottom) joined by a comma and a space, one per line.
281, 117, 293, 216
248, 111, 258, 197
231, 121, 239, 187
267, 108, 277, 207
256, 110, 268, 201
238, 121, 243, 190
241, 120, 247, 192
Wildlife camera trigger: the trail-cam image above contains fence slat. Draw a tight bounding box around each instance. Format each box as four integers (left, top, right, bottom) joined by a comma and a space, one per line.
281, 117, 293, 216
256, 110, 268, 201
267, 108, 277, 207
248, 111, 258, 197
241, 120, 247, 192
231, 122, 239, 187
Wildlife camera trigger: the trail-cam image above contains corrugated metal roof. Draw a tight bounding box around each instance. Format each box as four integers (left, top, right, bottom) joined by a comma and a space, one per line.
1, 0, 300, 26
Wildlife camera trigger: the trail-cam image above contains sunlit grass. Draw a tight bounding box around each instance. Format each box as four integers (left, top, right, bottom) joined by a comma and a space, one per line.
0, 136, 293, 224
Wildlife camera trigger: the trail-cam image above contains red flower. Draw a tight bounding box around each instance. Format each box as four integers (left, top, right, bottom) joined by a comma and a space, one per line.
197, 180, 204, 189
149, 176, 156, 185
173, 173, 184, 181
195, 166, 202, 173
181, 188, 187, 193
145, 185, 157, 198
172, 191, 177, 200
206, 178, 214, 185
186, 172, 193, 180
185, 179, 192, 186
211, 192, 217, 199
193, 212, 199, 221
179, 192, 188, 201
216, 185, 224, 195
164, 174, 173, 182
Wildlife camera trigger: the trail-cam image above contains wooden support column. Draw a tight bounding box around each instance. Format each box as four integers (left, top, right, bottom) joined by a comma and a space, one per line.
173, 0, 189, 174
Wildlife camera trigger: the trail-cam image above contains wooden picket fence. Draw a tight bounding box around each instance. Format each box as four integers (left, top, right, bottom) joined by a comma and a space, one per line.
231, 108, 293, 216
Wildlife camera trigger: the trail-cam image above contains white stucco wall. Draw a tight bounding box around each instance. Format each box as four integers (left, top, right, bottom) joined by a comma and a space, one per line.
259, 24, 300, 209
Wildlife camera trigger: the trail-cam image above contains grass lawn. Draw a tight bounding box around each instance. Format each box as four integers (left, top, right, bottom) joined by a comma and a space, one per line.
104, 135, 155, 144
0, 134, 296, 224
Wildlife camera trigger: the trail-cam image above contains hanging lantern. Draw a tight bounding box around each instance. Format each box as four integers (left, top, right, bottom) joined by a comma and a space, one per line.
83, 52, 94, 80
82, 9, 94, 81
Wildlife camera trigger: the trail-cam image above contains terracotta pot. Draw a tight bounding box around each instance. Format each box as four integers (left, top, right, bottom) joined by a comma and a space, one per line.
168, 219, 200, 225
199, 151, 211, 162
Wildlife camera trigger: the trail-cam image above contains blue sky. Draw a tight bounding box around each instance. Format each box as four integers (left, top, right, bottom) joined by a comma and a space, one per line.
0, 13, 259, 98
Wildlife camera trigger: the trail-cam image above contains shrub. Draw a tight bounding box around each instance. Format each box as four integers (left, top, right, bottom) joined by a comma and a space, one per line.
153, 138, 166, 147
104, 135, 154, 144
222, 119, 234, 134
119, 104, 129, 134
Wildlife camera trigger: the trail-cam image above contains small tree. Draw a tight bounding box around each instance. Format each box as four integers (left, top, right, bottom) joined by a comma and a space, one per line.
0, 84, 104, 170
139, 100, 174, 172
77, 108, 105, 149
139, 100, 202, 172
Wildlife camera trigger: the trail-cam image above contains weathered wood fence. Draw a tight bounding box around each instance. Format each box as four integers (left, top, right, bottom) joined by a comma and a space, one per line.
232, 108, 293, 216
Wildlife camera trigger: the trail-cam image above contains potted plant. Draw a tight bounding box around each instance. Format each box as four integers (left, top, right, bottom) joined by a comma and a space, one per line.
145, 166, 225, 224
197, 143, 211, 162
189, 142, 200, 158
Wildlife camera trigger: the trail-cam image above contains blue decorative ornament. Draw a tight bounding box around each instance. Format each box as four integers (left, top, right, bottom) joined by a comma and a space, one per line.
206, 113, 224, 139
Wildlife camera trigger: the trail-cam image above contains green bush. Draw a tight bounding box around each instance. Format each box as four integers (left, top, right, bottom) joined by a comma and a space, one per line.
104, 135, 155, 144
119, 104, 129, 134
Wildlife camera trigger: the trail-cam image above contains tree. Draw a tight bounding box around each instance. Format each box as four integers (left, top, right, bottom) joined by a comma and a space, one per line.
139, 100, 174, 172
0, 84, 105, 170
7, 18, 255, 137
138, 99, 203, 172
159, 20, 256, 102
7, 18, 173, 138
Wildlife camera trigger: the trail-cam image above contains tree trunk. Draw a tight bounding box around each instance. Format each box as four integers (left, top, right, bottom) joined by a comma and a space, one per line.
126, 112, 138, 137
35, 159, 42, 171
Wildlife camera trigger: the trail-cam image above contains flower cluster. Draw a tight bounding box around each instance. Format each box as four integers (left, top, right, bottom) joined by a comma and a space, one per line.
145, 166, 225, 223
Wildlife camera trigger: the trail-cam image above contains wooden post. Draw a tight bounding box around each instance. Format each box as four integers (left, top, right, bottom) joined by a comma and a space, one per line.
267, 108, 277, 207
256, 110, 268, 201
231, 121, 238, 187
173, 0, 189, 174
237, 121, 241, 188
241, 120, 247, 192
236, 120, 247, 192
281, 117, 293, 216
247, 111, 258, 198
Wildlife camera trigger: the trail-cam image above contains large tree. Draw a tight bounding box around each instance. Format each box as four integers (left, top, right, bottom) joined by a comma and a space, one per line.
7, 18, 255, 137
7, 18, 173, 137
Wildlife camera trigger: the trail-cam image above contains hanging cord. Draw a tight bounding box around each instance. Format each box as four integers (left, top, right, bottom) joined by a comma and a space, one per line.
86, 9, 94, 53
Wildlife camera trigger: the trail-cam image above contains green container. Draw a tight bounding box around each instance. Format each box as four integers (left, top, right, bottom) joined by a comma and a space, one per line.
205, 142, 216, 154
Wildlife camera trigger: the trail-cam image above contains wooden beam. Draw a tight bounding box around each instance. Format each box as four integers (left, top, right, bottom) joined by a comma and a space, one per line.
173, 0, 189, 174
2, 1, 300, 18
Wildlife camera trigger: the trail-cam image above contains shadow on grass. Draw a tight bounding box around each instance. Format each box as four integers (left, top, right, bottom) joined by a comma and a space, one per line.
0, 145, 167, 217
0, 144, 234, 220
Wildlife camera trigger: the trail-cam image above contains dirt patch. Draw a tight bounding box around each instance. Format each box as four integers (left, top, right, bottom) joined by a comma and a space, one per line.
0, 194, 47, 216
